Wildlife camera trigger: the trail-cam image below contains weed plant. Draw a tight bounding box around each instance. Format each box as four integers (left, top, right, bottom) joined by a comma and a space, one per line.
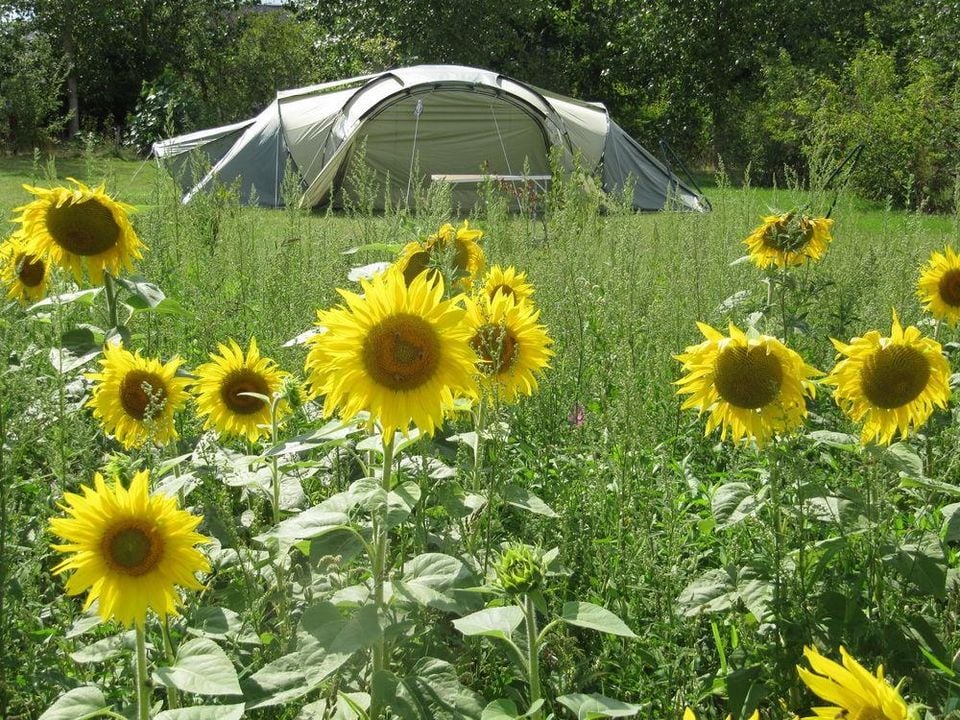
1, 155, 959, 719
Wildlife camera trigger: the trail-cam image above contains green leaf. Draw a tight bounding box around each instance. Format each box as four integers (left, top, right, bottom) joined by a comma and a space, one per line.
393, 658, 484, 720
371, 670, 399, 720
501, 484, 558, 517
357, 429, 422, 455
262, 507, 351, 541
60, 326, 103, 354
386, 481, 422, 529
560, 601, 636, 638
155, 705, 246, 720
481, 698, 544, 719
447, 431, 479, 455
737, 567, 773, 623
38, 686, 109, 720
807, 430, 860, 450
711, 482, 758, 528
49, 346, 101, 373
242, 651, 309, 709
884, 537, 947, 599
114, 275, 167, 308
555, 693, 643, 718
264, 419, 359, 457
676, 568, 737, 616
28, 287, 102, 311
187, 607, 260, 645
404, 553, 474, 589
942, 502, 960, 542
482, 699, 521, 720
298, 602, 382, 685
309, 527, 367, 563
337, 691, 373, 720
883, 442, 925, 478
152, 638, 241, 696
453, 606, 523, 640
69, 630, 136, 663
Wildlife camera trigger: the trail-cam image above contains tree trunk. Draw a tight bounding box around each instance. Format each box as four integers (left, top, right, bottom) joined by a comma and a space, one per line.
64, 32, 79, 138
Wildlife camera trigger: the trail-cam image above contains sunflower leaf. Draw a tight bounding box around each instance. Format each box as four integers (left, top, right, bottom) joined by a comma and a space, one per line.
152, 638, 242, 696
560, 601, 637, 638
154, 704, 246, 720
37, 686, 109, 720
554, 692, 644, 718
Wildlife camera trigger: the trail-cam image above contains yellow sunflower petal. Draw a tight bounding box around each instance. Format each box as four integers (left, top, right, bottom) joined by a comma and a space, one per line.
85, 343, 191, 449
1, 231, 51, 304
824, 313, 951, 445
675, 323, 821, 446
48, 470, 209, 627
304, 269, 478, 438
193, 336, 288, 443
14, 178, 145, 284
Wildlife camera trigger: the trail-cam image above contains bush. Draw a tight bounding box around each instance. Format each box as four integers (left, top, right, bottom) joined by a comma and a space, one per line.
0, 32, 70, 152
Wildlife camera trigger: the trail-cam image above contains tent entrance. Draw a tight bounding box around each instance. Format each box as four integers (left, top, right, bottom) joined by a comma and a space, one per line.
336, 89, 551, 211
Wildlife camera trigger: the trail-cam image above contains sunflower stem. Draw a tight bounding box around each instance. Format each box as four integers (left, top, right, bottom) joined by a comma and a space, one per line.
160, 617, 180, 709
104, 272, 120, 332
372, 434, 395, 695
523, 593, 543, 719
767, 444, 784, 619
135, 623, 150, 720
268, 394, 289, 638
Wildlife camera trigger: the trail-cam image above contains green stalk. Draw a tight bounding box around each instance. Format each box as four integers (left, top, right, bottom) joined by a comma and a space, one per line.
135, 624, 150, 720
161, 617, 180, 709
372, 435, 396, 685
104, 272, 120, 331
767, 445, 784, 617
523, 594, 543, 720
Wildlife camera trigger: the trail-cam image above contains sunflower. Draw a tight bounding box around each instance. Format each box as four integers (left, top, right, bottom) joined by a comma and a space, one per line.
49, 469, 209, 627
743, 212, 833, 269
395, 220, 486, 290
14, 178, 145, 284
674, 323, 820, 447
86, 343, 191, 449
796, 646, 915, 720
917, 245, 960, 326
825, 311, 950, 445
1, 232, 50, 304
305, 269, 478, 438
193, 337, 288, 442
483, 264, 535, 304
465, 293, 553, 404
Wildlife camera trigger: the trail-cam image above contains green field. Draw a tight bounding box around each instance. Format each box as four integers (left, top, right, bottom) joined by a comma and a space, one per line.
2, 155, 960, 719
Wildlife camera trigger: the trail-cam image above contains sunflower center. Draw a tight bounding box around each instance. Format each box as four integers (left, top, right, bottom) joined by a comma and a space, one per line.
16, 253, 45, 287
45, 198, 120, 256
713, 345, 784, 409
102, 522, 163, 576
220, 369, 270, 415
362, 313, 441, 391
937, 269, 960, 307
402, 250, 436, 286
471, 323, 519, 375
120, 370, 168, 421
851, 707, 888, 720
489, 284, 516, 300
763, 218, 811, 253
860, 344, 931, 409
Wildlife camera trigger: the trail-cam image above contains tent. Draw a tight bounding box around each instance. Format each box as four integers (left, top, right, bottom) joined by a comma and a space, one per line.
154, 64, 707, 212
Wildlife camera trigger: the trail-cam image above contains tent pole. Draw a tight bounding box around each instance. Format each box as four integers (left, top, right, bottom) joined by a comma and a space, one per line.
404, 98, 424, 210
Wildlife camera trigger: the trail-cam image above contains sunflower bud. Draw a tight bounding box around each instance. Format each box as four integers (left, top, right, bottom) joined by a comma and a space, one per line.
280, 375, 304, 411
494, 544, 545, 596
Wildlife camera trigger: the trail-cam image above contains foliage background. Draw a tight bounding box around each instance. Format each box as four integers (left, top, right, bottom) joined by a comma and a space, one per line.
0, 0, 958, 205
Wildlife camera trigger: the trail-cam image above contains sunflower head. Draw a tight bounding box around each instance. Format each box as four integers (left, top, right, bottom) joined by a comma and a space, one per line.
917, 245, 960, 326
483, 264, 535, 304
797, 646, 911, 720
49, 469, 209, 627
193, 337, 289, 443
395, 220, 486, 291
494, 543, 546, 596
674, 322, 821, 447
86, 343, 191, 449
304, 269, 478, 438
14, 178, 145, 284
825, 311, 951, 445
465, 292, 553, 404
743, 212, 833, 269
1, 232, 50, 304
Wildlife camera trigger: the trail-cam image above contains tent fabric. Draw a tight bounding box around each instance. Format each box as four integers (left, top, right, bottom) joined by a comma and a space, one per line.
154, 64, 707, 212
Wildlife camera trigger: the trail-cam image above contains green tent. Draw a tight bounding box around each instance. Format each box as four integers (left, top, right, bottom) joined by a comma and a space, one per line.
154, 64, 707, 212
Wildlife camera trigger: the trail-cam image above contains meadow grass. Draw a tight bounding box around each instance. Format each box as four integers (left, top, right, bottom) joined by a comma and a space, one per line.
2, 155, 959, 719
